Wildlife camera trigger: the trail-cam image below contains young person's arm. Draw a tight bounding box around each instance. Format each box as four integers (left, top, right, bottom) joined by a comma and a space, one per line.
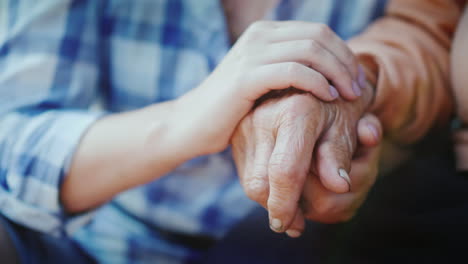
61, 20, 366, 213
0, 2, 359, 235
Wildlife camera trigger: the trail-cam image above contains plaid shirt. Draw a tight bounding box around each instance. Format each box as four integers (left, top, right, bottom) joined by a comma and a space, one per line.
0, 0, 387, 263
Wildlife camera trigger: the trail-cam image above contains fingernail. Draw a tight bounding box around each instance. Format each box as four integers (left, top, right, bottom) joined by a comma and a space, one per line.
358, 65, 367, 88
352, 81, 361, 97
270, 218, 283, 232
286, 229, 302, 238
367, 123, 379, 141
338, 168, 351, 191
329, 85, 339, 99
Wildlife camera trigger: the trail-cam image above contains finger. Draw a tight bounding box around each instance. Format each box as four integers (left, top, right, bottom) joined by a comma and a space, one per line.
275, 21, 359, 78
241, 127, 275, 207
349, 140, 382, 191
267, 21, 360, 86
285, 209, 305, 238
303, 142, 382, 223
267, 118, 317, 233
315, 131, 356, 194
232, 117, 256, 183
246, 62, 337, 101
302, 167, 371, 224
356, 113, 382, 148
302, 175, 356, 223
262, 39, 355, 100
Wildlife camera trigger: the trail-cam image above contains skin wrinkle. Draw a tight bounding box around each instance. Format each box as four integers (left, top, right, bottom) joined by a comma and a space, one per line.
301, 115, 382, 223
234, 106, 274, 204
247, 146, 271, 202
234, 93, 380, 230
264, 85, 372, 225
228, 17, 375, 230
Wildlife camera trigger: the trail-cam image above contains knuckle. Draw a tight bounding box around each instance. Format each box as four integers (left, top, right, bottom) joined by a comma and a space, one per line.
345, 55, 358, 70
269, 154, 298, 180
247, 20, 272, 34
244, 177, 268, 203
289, 94, 315, 108
285, 62, 301, 82
252, 106, 277, 129
267, 193, 295, 214
322, 140, 353, 164
269, 173, 304, 199
312, 73, 330, 89
336, 63, 351, 79
239, 113, 254, 130
267, 197, 283, 214
285, 62, 297, 75
278, 113, 298, 132
315, 23, 332, 38
270, 167, 296, 186
232, 117, 254, 147
304, 39, 320, 55
277, 94, 316, 122
343, 52, 358, 69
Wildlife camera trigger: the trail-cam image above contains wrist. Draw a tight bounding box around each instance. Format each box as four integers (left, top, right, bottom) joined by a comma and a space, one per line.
144, 100, 199, 164
162, 95, 221, 159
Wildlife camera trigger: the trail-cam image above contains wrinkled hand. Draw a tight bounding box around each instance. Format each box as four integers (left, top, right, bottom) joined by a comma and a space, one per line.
231, 88, 378, 237
300, 113, 381, 226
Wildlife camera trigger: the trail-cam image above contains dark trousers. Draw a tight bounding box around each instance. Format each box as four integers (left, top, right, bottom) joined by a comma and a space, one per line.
204, 128, 468, 264
0, 216, 95, 264
0, 216, 21, 263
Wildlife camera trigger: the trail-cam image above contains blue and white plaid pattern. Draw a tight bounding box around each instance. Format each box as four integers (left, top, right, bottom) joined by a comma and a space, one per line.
0, 0, 387, 262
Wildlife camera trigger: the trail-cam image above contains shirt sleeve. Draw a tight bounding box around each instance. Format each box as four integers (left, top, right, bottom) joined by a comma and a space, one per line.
0, 0, 104, 236
348, 0, 465, 144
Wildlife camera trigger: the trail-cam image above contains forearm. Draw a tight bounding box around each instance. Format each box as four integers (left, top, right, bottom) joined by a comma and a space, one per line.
61, 101, 196, 213
348, 0, 464, 144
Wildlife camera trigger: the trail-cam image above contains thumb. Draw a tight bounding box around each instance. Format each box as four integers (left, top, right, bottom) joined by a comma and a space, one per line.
315, 113, 382, 194
356, 113, 382, 148
315, 133, 354, 194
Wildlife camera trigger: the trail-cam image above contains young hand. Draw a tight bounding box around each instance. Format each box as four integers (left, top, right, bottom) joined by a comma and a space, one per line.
174, 21, 363, 157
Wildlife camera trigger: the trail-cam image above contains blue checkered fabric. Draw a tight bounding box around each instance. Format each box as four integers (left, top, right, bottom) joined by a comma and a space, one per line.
0, 0, 387, 262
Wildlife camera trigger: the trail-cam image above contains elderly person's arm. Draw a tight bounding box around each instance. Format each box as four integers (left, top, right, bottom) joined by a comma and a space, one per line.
349, 0, 464, 174
451, 4, 468, 170
349, 0, 464, 144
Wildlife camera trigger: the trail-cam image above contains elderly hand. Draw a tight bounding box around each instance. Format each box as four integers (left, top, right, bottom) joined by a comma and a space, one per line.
231, 85, 377, 237
299, 113, 381, 226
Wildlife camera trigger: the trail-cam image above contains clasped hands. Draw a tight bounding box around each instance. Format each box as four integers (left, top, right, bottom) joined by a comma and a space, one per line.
228, 22, 383, 238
